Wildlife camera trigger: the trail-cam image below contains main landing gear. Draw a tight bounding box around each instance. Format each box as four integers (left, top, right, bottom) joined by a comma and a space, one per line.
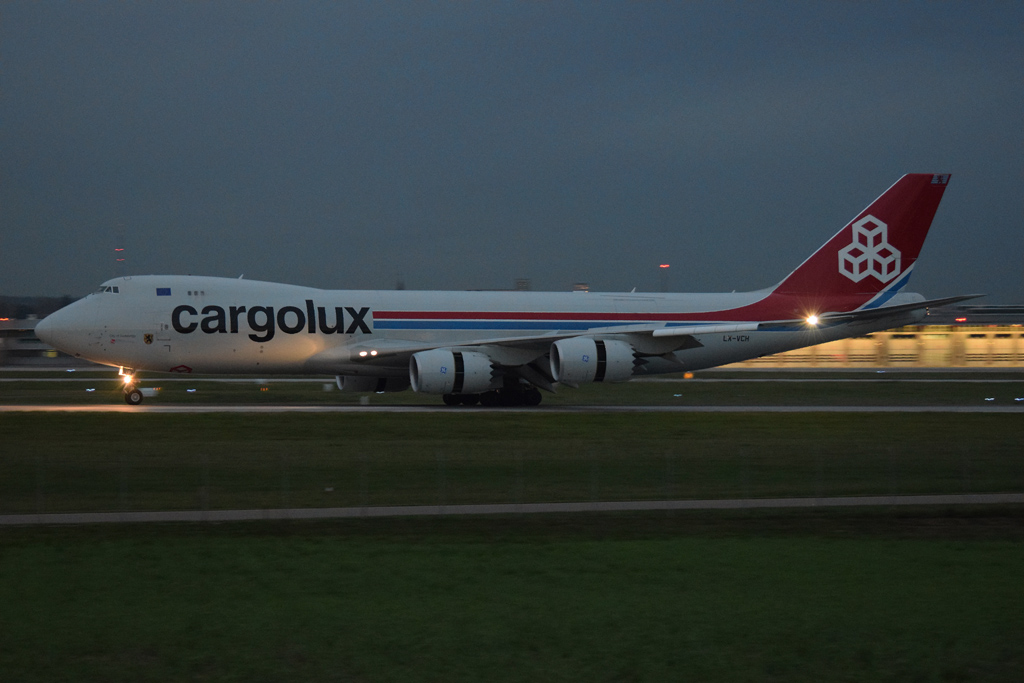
120, 367, 143, 405
442, 387, 543, 408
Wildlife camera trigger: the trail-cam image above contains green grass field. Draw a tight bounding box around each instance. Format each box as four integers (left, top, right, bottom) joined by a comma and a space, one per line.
2, 512, 1023, 682
2, 412, 1023, 514
2, 373, 1022, 680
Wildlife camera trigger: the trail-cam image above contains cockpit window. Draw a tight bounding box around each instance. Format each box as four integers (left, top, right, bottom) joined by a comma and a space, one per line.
95, 286, 121, 294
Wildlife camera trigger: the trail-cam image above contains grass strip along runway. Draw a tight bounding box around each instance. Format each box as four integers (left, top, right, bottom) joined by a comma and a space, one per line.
2, 409, 1022, 681
1, 511, 1022, 682
1, 412, 1022, 514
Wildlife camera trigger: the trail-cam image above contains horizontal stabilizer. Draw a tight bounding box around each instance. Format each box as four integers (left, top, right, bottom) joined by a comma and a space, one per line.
819, 294, 985, 324
757, 294, 985, 331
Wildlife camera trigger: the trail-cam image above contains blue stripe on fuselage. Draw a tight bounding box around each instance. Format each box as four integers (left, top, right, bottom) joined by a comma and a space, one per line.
861, 269, 913, 310
373, 320, 733, 331
375, 320, 629, 331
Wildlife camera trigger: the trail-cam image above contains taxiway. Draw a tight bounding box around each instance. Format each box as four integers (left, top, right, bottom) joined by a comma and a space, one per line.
1, 404, 1022, 413
2, 492, 1022, 526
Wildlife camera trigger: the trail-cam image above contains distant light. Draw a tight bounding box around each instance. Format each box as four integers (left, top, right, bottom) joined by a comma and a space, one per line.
659, 264, 670, 269
955, 317, 967, 322
187, 388, 196, 393
806, 315, 819, 326
115, 248, 124, 252
85, 388, 95, 392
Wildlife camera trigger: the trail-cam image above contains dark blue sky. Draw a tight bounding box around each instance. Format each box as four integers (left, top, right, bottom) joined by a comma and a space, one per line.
3, 2, 1021, 301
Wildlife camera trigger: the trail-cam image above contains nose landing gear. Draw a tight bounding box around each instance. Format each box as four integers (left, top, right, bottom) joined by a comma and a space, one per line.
124, 386, 144, 405
119, 367, 143, 405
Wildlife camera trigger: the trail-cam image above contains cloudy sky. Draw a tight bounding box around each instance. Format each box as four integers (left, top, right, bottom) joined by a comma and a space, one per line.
3, 2, 1021, 302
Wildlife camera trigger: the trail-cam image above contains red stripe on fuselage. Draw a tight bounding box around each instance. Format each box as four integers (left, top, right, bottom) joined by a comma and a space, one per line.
373, 293, 849, 324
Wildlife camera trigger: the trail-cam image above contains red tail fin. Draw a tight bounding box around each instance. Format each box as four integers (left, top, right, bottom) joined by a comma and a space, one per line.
772, 174, 950, 308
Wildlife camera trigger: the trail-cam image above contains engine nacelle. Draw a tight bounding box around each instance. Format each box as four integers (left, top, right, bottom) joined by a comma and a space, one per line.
550, 337, 636, 384
409, 349, 499, 395
335, 375, 410, 393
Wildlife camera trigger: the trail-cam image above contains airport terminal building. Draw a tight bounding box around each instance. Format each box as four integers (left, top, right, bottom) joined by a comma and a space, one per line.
728, 305, 1024, 369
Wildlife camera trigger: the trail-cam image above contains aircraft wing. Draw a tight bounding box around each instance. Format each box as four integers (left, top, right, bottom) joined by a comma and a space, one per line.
307, 331, 565, 370
650, 322, 761, 338
314, 294, 984, 371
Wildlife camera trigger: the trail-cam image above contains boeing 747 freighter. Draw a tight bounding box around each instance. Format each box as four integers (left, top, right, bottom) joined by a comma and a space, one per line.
36, 174, 977, 406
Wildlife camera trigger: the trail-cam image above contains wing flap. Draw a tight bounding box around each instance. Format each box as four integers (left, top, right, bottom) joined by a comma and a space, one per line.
310, 294, 983, 370
651, 323, 760, 338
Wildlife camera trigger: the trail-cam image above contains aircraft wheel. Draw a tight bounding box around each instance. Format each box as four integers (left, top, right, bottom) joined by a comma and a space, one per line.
480, 391, 500, 407
442, 394, 460, 407
460, 394, 480, 406
524, 388, 542, 406
499, 390, 521, 407
124, 387, 144, 405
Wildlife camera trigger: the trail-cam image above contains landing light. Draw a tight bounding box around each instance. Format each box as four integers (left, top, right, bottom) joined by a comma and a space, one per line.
122, 374, 134, 384
806, 315, 819, 326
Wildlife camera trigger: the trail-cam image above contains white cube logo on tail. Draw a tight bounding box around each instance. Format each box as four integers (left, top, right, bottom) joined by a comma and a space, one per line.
838, 215, 901, 283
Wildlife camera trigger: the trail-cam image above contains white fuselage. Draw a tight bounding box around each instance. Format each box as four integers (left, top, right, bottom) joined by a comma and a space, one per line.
37, 274, 924, 378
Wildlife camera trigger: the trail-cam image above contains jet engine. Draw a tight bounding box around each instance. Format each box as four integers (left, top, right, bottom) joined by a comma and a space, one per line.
335, 375, 410, 393
550, 337, 636, 384
409, 349, 499, 395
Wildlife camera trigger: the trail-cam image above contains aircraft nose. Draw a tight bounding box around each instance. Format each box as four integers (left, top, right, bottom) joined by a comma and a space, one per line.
34, 313, 58, 347
35, 308, 75, 352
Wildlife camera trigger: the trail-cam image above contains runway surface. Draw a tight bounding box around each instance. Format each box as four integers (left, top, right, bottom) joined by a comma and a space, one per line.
3, 376, 1023, 383
2, 492, 1021, 526
2, 403, 1022, 413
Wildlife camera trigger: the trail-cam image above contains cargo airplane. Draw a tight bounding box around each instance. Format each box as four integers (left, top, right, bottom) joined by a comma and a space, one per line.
36, 174, 977, 406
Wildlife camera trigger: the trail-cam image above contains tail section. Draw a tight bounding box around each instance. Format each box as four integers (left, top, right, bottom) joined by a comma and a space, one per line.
771, 174, 951, 311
